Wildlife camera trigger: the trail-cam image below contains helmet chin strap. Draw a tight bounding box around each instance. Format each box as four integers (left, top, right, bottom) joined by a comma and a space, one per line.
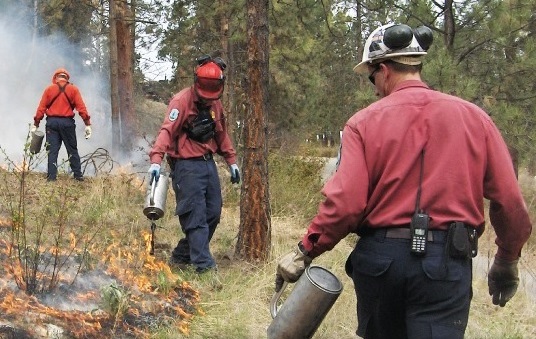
197, 97, 211, 105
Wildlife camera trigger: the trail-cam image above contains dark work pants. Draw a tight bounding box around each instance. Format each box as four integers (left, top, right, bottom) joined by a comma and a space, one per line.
45, 117, 83, 180
346, 230, 472, 339
171, 158, 222, 270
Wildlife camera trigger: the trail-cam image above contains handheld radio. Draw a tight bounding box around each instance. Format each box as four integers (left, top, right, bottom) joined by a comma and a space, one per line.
410, 211, 429, 255
410, 150, 429, 255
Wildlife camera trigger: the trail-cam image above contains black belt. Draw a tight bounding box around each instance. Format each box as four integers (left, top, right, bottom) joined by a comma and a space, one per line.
187, 153, 213, 161
385, 228, 435, 241
361, 227, 447, 242
47, 115, 75, 119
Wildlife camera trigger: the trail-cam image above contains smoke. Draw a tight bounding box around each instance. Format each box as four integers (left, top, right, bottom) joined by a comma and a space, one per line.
39, 268, 117, 312
0, 3, 113, 172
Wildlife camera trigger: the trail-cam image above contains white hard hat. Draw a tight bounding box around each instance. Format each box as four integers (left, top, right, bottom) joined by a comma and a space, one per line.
353, 23, 433, 74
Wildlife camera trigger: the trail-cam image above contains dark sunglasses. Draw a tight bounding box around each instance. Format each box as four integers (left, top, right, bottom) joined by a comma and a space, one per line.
368, 66, 381, 85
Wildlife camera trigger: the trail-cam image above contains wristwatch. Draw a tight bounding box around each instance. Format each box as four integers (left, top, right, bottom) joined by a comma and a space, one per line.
298, 241, 309, 256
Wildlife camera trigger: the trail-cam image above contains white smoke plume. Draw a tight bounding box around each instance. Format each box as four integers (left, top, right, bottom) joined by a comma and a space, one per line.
0, 3, 113, 171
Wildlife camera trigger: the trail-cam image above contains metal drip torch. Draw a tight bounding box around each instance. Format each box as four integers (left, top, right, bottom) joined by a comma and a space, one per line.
143, 171, 169, 255
267, 266, 343, 339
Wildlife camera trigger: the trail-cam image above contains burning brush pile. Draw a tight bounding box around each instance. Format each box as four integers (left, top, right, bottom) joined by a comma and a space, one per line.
0, 226, 200, 339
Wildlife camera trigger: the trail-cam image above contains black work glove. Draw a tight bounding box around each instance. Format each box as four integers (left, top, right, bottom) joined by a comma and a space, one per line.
275, 242, 312, 292
488, 257, 519, 307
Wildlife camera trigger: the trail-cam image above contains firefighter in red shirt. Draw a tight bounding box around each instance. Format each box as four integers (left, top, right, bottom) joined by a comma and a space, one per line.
32, 68, 92, 181
276, 24, 532, 338
148, 55, 239, 274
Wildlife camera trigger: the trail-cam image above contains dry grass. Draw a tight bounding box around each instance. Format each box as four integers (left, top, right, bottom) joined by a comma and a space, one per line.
172, 168, 536, 339
171, 209, 536, 339
0, 151, 535, 338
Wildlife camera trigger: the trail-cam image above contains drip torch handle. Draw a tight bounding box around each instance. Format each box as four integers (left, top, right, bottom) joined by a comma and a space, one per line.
150, 177, 156, 206
270, 281, 288, 318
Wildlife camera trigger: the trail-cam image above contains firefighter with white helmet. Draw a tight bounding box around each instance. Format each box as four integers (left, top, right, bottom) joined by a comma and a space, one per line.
353, 23, 433, 74
276, 23, 532, 339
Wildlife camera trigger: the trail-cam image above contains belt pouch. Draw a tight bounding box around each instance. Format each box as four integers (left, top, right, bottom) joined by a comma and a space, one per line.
447, 222, 471, 259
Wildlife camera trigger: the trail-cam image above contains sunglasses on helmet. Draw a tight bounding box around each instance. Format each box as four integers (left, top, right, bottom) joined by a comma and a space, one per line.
368, 24, 433, 57
196, 54, 227, 71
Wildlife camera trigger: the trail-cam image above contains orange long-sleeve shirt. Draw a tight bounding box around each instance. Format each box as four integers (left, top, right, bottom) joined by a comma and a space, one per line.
34, 79, 91, 127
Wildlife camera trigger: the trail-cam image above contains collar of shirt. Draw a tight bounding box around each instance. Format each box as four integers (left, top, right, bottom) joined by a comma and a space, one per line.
391, 80, 430, 94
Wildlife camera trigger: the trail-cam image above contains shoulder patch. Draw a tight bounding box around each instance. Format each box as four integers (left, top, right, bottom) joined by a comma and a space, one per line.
169, 108, 179, 122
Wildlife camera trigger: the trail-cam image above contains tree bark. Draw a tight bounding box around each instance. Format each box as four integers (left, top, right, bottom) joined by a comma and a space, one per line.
219, 0, 236, 140
235, 0, 271, 261
116, 0, 136, 150
443, 0, 455, 54
109, 0, 120, 155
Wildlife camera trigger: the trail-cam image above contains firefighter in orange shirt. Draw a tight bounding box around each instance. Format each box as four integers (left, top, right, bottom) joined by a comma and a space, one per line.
32, 68, 92, 181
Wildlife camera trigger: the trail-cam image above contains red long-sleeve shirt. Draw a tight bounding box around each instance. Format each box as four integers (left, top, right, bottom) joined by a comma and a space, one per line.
34, 79, 91, 127
149, 86, 237, 166
302, 80, 532, 261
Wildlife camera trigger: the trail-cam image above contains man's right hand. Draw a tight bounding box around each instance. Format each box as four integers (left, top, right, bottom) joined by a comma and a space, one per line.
30, 125, 37, 133
488, 257, 519, 307
84, 125, 92, 139
275, 242, 312, 292
148, 164, 161, 184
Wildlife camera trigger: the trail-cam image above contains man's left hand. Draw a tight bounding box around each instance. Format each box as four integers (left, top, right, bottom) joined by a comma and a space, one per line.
275, 242, 312, 292
229, 164, 240, 184
488, 257, 519, 307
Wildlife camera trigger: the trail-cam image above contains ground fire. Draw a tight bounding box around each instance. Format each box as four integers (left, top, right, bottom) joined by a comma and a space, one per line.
0, 220, 200, 339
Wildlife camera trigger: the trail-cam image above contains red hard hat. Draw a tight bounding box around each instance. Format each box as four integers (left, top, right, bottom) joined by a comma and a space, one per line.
194, 61, 225, 100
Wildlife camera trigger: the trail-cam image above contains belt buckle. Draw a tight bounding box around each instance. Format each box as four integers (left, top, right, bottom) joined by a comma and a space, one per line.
202, 153, 210, 161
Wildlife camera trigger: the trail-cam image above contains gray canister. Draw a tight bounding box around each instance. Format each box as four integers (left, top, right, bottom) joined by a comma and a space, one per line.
268, 265, 343, 339
29, 131, 45, 154
143, 173, 169, 220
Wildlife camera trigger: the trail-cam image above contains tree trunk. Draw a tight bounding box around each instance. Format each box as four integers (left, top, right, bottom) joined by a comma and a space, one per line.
219, 0, 236, 141
116, 0, 136, 150
235, 0, 271, 261
109, 0, 120, 155
443, 0, 455, 54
